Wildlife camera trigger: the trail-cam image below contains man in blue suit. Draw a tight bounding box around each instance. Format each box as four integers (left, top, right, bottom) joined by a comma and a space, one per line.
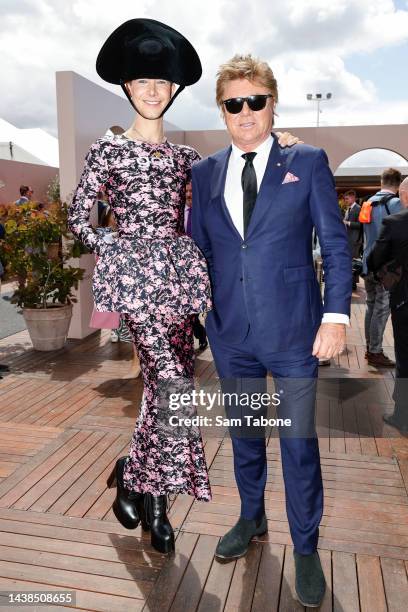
192, 54, 351, 607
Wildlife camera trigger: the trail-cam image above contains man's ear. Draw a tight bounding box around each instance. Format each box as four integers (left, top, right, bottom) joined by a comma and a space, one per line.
124, 80, 132, 98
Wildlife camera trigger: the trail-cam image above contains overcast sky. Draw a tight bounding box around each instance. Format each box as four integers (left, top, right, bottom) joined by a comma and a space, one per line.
1, 0, 408, 137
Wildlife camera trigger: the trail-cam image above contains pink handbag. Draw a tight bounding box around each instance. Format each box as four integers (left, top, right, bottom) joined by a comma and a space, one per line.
89, 308, 120, 329
90, 251, 120, 329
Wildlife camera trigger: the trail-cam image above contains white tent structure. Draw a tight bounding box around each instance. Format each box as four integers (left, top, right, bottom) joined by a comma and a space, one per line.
0, 118, 58, 167
335, 149, 408, 176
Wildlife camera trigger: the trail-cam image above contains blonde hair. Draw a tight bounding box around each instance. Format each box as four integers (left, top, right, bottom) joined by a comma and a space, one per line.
216, 54, 278, 108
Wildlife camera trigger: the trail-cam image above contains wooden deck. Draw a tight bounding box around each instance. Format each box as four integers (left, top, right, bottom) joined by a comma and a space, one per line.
0, 283, 407, 611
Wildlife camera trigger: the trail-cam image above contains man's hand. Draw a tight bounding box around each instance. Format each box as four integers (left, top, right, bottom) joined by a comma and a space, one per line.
312, 323, 346, 360
275, 131, 304, 147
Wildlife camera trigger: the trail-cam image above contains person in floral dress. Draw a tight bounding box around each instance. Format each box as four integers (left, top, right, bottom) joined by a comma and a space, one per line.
68, 18, 212, 554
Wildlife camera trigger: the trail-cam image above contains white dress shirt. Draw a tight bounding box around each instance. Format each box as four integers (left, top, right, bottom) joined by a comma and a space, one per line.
224, 135, 350, 326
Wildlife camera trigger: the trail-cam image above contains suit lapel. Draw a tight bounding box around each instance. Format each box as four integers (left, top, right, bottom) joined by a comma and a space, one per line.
210, 146, 231, 201
246, 135, 297, 239
210, 146, 242, 240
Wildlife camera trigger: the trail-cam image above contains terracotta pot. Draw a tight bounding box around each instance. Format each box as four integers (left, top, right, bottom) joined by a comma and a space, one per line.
23, 304, 73, 351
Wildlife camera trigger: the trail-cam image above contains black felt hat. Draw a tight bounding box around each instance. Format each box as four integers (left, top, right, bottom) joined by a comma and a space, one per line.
96, 18, 201, 85
96, 19, 201, 116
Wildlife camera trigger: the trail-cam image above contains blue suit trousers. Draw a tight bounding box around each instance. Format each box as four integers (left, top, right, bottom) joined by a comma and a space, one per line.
208, 323, 323, 555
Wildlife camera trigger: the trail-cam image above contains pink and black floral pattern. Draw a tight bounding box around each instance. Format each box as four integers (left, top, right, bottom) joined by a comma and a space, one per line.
123, 312, 211, 501
68, 134, 212, 501
68, 134, 212, 317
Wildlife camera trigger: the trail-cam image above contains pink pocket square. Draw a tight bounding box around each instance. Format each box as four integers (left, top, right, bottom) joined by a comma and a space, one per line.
282, 172, 300, 184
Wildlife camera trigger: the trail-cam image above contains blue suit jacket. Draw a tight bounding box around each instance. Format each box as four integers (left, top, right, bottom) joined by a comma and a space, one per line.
191, 135, 352, 352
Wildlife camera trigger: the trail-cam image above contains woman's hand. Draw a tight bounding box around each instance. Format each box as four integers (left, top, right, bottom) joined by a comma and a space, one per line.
275, 131, 304, 147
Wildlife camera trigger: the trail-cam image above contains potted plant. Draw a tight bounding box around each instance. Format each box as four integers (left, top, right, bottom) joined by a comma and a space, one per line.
0, 201, 84, 351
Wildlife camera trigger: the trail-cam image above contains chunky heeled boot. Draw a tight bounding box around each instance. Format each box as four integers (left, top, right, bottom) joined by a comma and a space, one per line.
106, 456, 143, 529
144, 493, 175, 554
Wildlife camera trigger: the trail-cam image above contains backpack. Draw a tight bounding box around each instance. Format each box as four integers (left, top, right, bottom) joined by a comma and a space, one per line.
358, 194, 395, 224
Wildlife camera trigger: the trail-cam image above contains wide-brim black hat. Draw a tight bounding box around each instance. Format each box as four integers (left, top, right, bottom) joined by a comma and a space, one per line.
96, 18, 202, 86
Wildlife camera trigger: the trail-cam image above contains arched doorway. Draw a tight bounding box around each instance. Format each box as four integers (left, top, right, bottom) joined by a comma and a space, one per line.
334, 148, 408, 196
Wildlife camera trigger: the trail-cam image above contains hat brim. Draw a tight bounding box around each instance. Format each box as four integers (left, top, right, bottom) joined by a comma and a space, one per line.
96, 18, 202, 86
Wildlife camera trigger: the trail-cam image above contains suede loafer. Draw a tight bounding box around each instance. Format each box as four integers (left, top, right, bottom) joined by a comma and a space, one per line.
215, 515, 267, 560
294, 550, 326, 607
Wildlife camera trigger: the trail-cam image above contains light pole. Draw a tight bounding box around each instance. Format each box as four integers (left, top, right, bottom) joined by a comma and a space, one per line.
306, 93, 332, 127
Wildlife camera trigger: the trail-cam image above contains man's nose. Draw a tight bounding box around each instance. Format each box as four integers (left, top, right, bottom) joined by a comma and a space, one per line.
148, 80, 158, 96
240, 101, 251, 115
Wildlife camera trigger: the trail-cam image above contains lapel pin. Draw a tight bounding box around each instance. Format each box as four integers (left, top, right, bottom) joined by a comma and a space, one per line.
277, 162, 282, 166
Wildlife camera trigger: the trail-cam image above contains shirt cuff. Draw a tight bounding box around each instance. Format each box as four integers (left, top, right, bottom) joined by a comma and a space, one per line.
322, 313, 350, 326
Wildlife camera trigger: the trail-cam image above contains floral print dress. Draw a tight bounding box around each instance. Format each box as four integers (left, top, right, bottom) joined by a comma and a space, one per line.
68, 133, 212, 501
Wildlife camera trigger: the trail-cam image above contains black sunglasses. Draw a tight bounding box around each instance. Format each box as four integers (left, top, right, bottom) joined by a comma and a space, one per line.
222, 94, 273, 114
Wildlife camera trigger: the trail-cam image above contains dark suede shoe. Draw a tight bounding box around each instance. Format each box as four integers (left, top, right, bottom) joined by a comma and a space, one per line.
294, 550, 326, 607
215, 515, 267, 560
367, 351, 395, 367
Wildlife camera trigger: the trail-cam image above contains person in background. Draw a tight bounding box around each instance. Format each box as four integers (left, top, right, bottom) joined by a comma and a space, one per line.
362, 168, 401, 367
15, 185, 33, 205
36, 202, 49, 215
185, 181, 208, 350
367, 177, 408, 433
312, 229, 331, 367
343, 189, 362, 290
97, 189, 109, 226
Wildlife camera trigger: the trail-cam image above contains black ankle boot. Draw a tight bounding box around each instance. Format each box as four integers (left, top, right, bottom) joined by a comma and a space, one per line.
106, 457, 143, 529
144, 494, 175, 554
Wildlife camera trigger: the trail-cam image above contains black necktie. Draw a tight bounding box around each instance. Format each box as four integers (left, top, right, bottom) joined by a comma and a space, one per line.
241, 152, 257, 236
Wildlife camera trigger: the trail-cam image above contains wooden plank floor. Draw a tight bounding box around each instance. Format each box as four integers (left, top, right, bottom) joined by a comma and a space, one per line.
0, 282, 407, 611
